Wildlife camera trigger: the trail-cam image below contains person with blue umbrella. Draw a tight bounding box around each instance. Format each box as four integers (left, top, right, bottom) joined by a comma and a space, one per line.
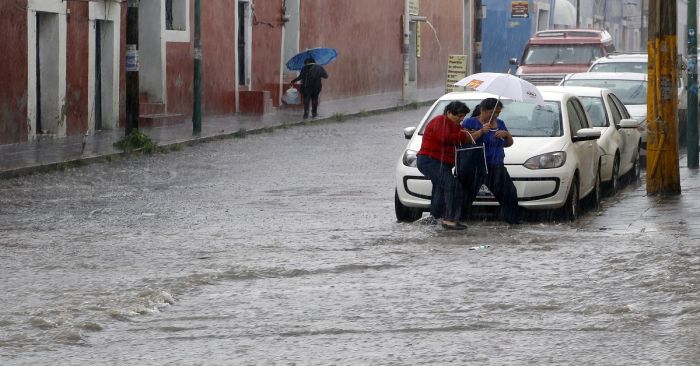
289, 57, 329, 118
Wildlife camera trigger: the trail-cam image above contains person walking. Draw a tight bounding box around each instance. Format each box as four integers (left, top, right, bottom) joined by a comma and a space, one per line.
290, 57, 328, 118
417, 101, 485, 230
460, 98, 521, 225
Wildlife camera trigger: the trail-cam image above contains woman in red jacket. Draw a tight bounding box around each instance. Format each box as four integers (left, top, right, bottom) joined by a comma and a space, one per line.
417, 101, 488, 230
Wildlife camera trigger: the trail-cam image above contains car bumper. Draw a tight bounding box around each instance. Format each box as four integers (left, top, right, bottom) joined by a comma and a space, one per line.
473, 164, 571, 209
396, 162, 573, 211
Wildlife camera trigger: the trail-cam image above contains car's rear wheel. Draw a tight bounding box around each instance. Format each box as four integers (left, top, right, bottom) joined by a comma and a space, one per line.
587, 165, 602, 211
607, 153, 620, 195
561, 175, 580, 221
627, 143, 642, 184
395, 190, 423, 222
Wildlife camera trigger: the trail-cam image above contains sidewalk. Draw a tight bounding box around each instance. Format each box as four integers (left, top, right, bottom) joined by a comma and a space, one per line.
0, 88, 443, 179
583, 152, 700, 236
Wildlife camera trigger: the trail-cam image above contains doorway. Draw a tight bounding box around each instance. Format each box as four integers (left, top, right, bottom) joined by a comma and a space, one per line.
238, 0, 252, 87
35, 12, 60, 135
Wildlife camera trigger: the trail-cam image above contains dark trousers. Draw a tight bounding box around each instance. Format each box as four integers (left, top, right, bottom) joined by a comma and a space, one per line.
417, 155, 463, 221
462, 164, 520, 224
302, 89, 320, 117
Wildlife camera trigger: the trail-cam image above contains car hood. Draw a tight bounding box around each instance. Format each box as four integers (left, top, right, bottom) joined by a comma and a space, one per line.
625, 104, 647, 120
505, 137, 567, 164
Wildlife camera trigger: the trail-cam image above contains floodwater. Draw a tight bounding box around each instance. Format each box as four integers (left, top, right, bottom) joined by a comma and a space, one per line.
2, 109, 699, 365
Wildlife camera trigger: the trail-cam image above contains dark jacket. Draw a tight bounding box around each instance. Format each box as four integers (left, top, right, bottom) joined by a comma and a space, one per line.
291, 63, 328, 94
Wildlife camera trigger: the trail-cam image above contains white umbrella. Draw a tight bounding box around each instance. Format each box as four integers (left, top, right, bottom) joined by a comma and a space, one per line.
454, 72, 545, 105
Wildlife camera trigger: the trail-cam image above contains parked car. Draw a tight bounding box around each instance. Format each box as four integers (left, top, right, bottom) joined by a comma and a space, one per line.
560, 72, 648, 153
510, 29, 615, 85
587, 53, 687, 133
395, 91, 602, 223
539, 86, 643, 194
588, 53, 647, 73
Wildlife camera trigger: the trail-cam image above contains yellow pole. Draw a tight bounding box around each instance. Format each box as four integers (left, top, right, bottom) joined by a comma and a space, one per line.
646, 0, 681, 195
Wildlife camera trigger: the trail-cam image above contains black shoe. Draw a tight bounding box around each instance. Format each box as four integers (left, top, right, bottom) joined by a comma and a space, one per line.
312, 113, 318, 118
303, 114, 309, 119
442, 222, 467, 230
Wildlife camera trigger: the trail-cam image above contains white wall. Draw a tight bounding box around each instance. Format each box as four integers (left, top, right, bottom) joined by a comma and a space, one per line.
27, 0, 67, 140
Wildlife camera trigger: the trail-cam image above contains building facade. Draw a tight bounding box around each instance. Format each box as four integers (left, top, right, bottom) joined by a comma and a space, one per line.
0, 0, 468, 145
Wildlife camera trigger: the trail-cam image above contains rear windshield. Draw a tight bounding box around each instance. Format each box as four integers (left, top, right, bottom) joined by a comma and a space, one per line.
562, 79, 647, 105
523, 44, 604, 65
419, 100, 563, 138
589, 62, 647, 73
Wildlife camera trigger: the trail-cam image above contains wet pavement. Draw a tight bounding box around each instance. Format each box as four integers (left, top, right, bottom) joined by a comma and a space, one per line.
0, 88, 443, 179
2, 90, 700, 365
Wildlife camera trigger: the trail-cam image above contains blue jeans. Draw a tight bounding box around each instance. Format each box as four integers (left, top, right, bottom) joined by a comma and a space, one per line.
417, 155, 463, 221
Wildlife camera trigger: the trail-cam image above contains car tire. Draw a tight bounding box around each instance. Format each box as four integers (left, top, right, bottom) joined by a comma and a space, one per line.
627, 143, 642, 184
561, 175, 579, 221
395, 190, 423, 222
607, 153, 620, 195
587, 165, 602, 211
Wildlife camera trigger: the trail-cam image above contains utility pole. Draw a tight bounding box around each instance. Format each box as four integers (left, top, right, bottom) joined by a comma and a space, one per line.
576, 0, 580, 28
192, 0, 202, 135
125, 0, 139, 135
647, 0, 681, 194
688, 0, 699, 168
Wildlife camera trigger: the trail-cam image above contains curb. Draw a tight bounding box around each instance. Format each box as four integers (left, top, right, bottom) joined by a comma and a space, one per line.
0, 100, 436, 180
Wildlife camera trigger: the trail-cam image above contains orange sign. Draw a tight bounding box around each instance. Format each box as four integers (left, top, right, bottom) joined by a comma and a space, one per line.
466, 79, 484, 89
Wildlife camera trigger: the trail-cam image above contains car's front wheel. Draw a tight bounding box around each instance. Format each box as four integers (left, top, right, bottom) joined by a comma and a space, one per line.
561, 175, 580, 221
395, 190, 423, 222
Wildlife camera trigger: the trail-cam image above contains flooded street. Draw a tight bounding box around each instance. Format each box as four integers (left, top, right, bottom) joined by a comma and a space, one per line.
2, 109, 700, 365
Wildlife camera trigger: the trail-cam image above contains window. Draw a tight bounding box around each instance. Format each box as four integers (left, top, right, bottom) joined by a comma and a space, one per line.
165, 0, 187, 31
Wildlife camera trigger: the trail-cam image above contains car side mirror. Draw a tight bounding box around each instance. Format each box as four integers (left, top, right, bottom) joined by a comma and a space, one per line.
572, 128, 601, 142
403, 126, 417, 139
509, 58, 518, 65
617, 118, 640, 129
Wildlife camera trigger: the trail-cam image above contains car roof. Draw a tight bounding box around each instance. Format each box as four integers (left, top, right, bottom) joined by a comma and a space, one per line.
563, 72, 648, 81
538, 85, 608, 97
591, 53, 647, 63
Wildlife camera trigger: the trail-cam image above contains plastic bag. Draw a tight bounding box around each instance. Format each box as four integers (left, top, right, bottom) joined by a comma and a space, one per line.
282, 87, 301, 105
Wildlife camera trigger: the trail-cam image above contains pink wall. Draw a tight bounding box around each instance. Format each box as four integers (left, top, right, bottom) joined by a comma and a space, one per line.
66, 2, 90, 136
299, 0, 405, 99
416, 1, 464, 89
201, 0, 237, 115
250, 1, 285, 106
0, 3, 28, 144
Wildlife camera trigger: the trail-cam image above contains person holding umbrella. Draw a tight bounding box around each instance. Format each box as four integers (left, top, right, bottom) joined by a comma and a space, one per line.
460, 98, 521, 225
289, 57, 328, 119
417, 101, 488, 230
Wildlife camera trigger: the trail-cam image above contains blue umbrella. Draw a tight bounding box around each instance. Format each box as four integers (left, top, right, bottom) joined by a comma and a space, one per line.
286, 47, 337, 71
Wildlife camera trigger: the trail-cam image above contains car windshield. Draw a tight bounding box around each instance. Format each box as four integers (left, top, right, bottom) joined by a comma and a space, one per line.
562, 79, 646, 105
589, 61, 647, 73
523, 44, 603, 65
577, 96, 608, 127
419, 100, 563, 137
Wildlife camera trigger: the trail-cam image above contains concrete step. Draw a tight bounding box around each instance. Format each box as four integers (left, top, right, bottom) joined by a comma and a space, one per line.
140, 102, 166, 115
139, 113, 185, 128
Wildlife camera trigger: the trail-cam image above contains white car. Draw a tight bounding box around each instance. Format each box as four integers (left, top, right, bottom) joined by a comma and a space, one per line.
581, 55, 688, 144
560, 72, 648, 152
540, 86, 643, 194
395, 91, 602, 223
588, 53, 648, 73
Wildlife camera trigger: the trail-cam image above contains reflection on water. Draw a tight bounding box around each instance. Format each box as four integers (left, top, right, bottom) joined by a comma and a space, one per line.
1, 111, 699, 365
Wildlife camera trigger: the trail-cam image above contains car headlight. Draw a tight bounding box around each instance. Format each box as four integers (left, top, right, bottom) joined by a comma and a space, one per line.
403, 149, 418, 167
524, 151, 566, 169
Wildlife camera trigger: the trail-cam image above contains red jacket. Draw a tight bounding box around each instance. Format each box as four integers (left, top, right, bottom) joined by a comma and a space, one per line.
418, 115, 468, 165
